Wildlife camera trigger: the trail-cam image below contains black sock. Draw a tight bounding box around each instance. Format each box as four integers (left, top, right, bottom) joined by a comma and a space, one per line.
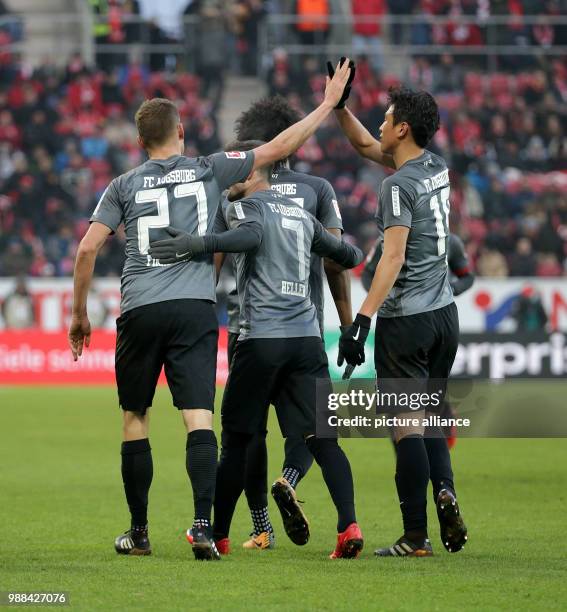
244, 432, 268, 510
306, 437, 356, 532
424, 426, 455, 500
186, 429, 218, 524
283, 436, 314, 487
213, 430, 250, 540
121, 438, 153, 528
395, 435, 429, 542
282, 466, 300, 489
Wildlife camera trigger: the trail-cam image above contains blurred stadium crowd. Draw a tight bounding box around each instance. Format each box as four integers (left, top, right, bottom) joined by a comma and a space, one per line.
0, 0, 565, 279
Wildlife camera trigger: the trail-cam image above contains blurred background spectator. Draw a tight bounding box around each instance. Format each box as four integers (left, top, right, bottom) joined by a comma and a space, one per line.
1, 276, 35, 328
0, 0, 565, 279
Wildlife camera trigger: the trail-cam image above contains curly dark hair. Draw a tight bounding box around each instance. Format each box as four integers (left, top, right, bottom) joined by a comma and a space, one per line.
388, 87, 440, 148
234, 95, 302, 162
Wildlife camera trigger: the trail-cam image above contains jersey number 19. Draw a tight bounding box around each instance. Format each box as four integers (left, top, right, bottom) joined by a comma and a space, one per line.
429, 186, 450, 257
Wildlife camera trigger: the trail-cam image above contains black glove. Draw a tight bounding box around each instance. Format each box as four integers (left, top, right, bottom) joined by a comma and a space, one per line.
338, 314, 371, 367
326, 57, 356, 109
339, 325, 356, 379
148, 227, 205, 264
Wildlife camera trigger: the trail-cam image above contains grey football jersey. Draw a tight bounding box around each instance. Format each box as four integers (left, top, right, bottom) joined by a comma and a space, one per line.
363, 233, 468, 290
375, 150, 454, 318
270, 166, 343, 332
91, 151, 254, 313
217, 190, 340, 340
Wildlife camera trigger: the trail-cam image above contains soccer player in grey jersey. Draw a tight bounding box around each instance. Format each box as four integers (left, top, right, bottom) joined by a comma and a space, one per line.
362, 234, 474, 298
362, 233, 474, 448
67, 60, 353, 560
149, 141, 365, 559
336, 86, 468, 557
221, 96, 353, 548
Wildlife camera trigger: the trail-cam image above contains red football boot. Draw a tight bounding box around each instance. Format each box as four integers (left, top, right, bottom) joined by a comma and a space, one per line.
329, 523, 364, 559
186, 528, 230, 555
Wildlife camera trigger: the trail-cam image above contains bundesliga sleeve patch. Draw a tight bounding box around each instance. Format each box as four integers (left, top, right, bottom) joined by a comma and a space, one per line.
391, 186, 401, 217
332, 199, 342, 219
234, 202, 246, 219
225, 151, 246, 159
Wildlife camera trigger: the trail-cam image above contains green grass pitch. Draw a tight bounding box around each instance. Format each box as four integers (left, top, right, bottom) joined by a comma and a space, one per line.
2, 386, 567, 611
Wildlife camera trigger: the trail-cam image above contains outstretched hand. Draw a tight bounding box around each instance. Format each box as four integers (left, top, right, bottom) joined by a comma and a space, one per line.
326, 57, 356, 109
324, 57, 353, 110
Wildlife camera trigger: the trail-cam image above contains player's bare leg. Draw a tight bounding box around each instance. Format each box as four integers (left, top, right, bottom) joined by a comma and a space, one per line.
182, 409, 220, 560
115, 409, 153, 556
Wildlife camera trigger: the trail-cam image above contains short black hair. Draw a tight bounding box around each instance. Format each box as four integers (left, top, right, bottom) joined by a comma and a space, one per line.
235, 96, 302, 162
388, 87, 440, 148
224, 139, 272, 179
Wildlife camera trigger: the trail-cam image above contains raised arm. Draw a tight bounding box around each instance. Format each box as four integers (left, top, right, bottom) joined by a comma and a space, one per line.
251, 60, 352, 171
335, 107, 396, 169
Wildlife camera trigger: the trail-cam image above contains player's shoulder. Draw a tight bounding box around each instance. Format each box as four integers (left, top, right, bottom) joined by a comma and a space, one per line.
423, 149, 447, 165
110, 163, 144, 193
381, 172, 413, 194
118, 163, 145, 183
220, 195, 231, 212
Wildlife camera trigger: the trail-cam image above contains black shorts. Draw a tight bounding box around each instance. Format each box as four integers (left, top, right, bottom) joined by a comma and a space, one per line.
374, 302, 459, 381
227, 331, 239, 369
221, 336, 329, 437
115, 299, 218, 414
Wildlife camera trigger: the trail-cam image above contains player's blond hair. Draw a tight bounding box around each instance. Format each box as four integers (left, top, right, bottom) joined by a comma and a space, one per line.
135, 98, 180, 150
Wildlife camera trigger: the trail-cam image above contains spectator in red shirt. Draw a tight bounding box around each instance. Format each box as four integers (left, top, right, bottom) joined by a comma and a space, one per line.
351, 0, 385, 75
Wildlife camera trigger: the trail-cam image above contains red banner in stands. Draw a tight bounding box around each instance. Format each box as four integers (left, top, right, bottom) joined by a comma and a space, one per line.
0, 329, 229, 386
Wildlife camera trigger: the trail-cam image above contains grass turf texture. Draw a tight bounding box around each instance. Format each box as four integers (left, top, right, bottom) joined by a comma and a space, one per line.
2, 386, 567, 611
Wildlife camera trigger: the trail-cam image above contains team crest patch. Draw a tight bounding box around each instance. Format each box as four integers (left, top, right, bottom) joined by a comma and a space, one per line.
391, 186, 400, 217
225, 151, 246, 159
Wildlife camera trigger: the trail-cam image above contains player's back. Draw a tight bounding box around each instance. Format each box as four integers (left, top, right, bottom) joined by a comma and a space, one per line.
91, 151, 253, 313
270, 166, 342, 331
221, 190, 320, 340
376, 149, 453, 317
